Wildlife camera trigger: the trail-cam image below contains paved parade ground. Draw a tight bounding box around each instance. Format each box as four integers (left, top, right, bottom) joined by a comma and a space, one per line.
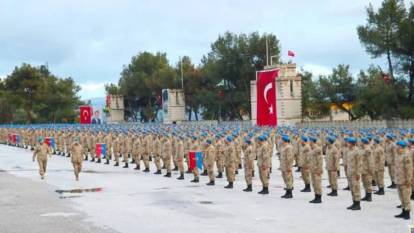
0, 144, 412, 233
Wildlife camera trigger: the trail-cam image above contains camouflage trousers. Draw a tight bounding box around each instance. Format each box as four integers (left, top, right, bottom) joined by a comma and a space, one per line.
350, 175, 361, 201
37, 158, 47, 177
398, 185, 412, 211
282, 171, 293, 190
225, 164, 235, 182
301, 167, 310, 185
72, 162, 82, 179
311, 173, 322, 195
244, 160, 254, 185
374, 170, 385, 188
207, 163, 215, 181
328, 170, 338, 190
387, 164, 395, 182
362, 174, 373, 193
259, 166, 270, 187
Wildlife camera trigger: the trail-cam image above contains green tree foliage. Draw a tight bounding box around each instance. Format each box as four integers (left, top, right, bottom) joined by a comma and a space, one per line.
200, 31, 280, 120
1, 64, 81, 123
118, 52, 178, 122
300, 71, 330, 120
319, 65, 357, 120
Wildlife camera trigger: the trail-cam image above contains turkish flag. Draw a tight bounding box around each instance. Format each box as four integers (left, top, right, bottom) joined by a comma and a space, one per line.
288, 50, 295, 57
256, 69, 278, 126
80, 105, 92, 124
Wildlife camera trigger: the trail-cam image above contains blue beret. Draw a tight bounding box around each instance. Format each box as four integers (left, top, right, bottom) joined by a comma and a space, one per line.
226, 136, 233, 142
282, 135, 290, 142
301, 135, 308, 142
374, 138, 382, 144
346, 137, 357, 144
361, 137, 369, 144
206, 139, 212, 144
309, 137, 317, 143
327, 136, 336, 144
397, 140, 408, 148
386, 134, 394, 139
409, 138, 414, 144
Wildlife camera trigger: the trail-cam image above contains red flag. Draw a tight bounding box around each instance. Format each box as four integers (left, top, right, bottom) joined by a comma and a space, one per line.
80, 105, 92, 124
256, 69, 278, 126
188, 151, 196, 170
288, 50, 295, 57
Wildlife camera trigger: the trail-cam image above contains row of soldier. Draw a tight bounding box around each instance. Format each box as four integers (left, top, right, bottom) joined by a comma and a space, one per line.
0, 125, 412, 220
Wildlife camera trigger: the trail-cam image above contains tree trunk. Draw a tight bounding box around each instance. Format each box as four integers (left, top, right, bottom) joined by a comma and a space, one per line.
188, 107, 192, 121
409, 58, 414, 104
386, 50, 394, 79
194, 106, 199, 121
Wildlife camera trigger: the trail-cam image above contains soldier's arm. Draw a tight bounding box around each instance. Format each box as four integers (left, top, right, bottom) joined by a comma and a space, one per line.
405, 156, 413, 185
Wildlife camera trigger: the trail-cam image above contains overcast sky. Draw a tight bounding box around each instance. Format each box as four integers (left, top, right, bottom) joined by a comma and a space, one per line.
0, 0, 411, 99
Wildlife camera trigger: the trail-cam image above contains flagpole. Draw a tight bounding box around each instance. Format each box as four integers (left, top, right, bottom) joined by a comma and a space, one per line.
266, 35, 269, 66
180, 56, 184, 90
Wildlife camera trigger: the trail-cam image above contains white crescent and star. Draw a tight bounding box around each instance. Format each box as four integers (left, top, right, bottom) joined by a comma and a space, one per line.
263, 83, 274, 114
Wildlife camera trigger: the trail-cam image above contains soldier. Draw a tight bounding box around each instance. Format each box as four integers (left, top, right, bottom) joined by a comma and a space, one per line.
132, 136, 141, 170
300, 136, 312, 192
280, 135, 294, 198
70, 137, 83, 181
224, 136, 236, 189
309, 137, 323, 203
215, 135, 225, 178
153, 135, 162, 174
384, 134, 397, 188
142, 134, 151, 172
113, 134, 121, 166
242, 138, 255, 192
373, 138, 385, 195
394, 140, 412, 220
104, 132, 113, 165
361, 137, 375, 202
326, 136, 339, 196
205, 139, 216, 186
175, 136, 185, 180
162, 135, 173, 177
257, 135, 271, 194
346, 137, 362, 210
123, 133, 133, 168
190, 136, 201, 183
32, 137, 52, 180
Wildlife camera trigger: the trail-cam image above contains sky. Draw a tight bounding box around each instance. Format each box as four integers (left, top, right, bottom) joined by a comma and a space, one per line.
0, 0, 411, 99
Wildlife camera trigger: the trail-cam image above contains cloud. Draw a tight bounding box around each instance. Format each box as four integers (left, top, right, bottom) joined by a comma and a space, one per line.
302, 64, 332, 77
79, 82, 106, 99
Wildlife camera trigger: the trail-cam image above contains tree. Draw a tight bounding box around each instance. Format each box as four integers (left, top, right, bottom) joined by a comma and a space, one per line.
118, 52, 177, 122
357, 0, 407, 79
3, 64, 81, 123
201, 31, 281, 120
319, 65, 357, 120
300, 71, 330, 120
353, 66, 400, 119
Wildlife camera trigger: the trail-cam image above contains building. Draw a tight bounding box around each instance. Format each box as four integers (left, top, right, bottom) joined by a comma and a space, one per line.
250, 63, 302, 126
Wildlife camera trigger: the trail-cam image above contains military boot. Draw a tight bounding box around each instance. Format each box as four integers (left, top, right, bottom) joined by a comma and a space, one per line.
343, 186, 350, 191
295, 167, 301, 172
347, 201, 361, 210
395, 210, 410, 219
216, 172, 223, 178
131, 159, 135, 164
90, 158, 95, 162
190, 177, 199, 183
123, 162, 128, 168
66, 153, 70, 157
173, 166, 178, 171
143, 167, 150, 172
309, 194, 322, 204
164, 172, 171, 177
301, 184, 311, 192
361, 192, 372, 202
105, 159, 110, 165
154, 170, 161, 175
327, 189, 338, 196
374, 188, 385, 195
238, 164, 242, 169
258, 186, 269, 194
252, 171, 254, 177
372, 180, 377, 186
134, 164, 140, 170
206, 180, 215, 186
201, 170, 208, 176
84, 156, 88, 161
224, 182, 233, 189
281, 189, 293, 199
388, 182, 397, 189
96, 158, 101, 163
114, 162, 119, 167
177, 173, 184, 180
243, 184, 252, 192
186, 169, 193, 174
411, 192, 414, 200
